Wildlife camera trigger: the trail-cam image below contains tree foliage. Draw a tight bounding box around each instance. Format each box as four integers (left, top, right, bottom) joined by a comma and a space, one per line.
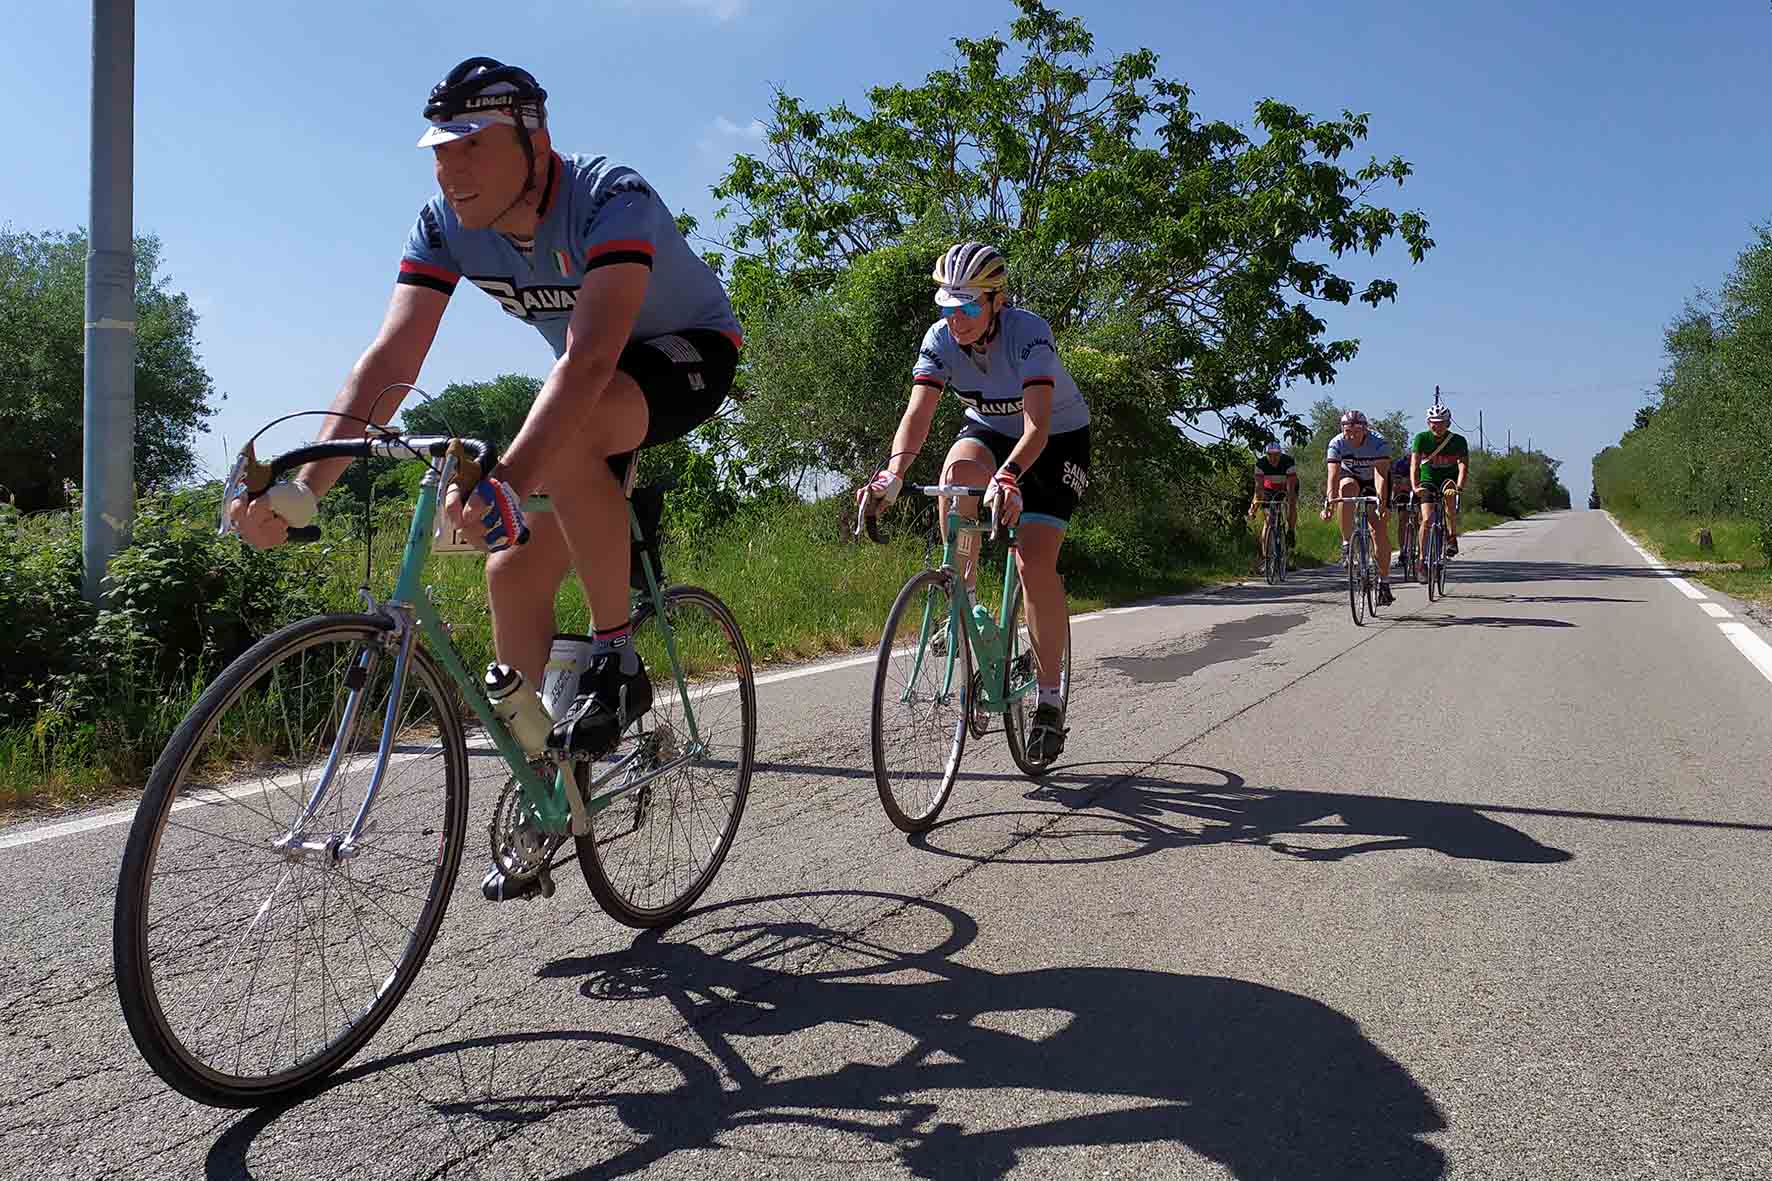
0, 228, 219, 510
1592, 224, 1772, 552
711, 0, 1435, 494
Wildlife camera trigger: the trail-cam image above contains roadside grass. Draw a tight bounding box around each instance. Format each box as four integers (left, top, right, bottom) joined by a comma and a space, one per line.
0, 495, 1513, 816
1606, 509, 1772, 607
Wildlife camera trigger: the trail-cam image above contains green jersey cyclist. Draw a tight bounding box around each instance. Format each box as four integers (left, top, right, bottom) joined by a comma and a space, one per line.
1411, 397, 1470, 558
857, 242, 1091, 763
226, 57, 742, 900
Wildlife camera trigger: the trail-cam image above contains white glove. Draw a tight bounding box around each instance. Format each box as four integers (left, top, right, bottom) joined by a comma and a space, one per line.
857, 470, 903, 512
262, 479, 318, 528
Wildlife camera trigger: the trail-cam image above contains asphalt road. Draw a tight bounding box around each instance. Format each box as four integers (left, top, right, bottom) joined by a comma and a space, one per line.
4, 508, 1771, 1180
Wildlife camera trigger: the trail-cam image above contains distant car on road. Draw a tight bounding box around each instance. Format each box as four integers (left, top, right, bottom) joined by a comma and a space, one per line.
1588, 491, 1601, 509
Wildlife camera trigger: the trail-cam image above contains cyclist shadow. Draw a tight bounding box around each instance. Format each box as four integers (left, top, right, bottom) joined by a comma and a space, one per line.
1007, 762, 1572, 866
515, 893, 1444, 1178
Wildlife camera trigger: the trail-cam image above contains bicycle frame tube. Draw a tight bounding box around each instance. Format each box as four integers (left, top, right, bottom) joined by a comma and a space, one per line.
631, 504, 704, 750
400, 470, 564, 830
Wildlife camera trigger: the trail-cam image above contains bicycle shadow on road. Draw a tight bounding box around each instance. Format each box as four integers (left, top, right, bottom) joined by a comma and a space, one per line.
234, 891, 1446, 1180
910, 761, 1574, 867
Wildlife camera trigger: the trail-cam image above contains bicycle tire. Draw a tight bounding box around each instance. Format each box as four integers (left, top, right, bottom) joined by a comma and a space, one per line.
871, 569, 969, 833
1349, 529, 1367, 626
1002, 581, 1073, 777
114, 613, 469, 1108
1425, 525, 1442, 602
576, 585, 755, 929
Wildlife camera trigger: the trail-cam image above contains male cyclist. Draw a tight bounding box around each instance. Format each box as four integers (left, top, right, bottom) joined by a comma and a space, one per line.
857, 242, 1090, 763
227, 58, 741, 899
1321, 409, 1394, 606
1412, 399, 1470, 558
1247, 440, 1298, 565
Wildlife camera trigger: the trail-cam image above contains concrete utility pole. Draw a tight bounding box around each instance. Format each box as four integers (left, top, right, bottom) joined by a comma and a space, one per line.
81, 0, 137, 602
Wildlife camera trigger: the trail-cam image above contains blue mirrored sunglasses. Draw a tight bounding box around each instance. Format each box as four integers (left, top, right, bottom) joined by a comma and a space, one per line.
939, 298, 984, 318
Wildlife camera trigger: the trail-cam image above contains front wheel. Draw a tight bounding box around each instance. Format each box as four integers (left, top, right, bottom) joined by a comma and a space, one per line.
113, 614, 470, 1108
1003, 581, 1073, 777
871, 569, 969, 833
1348, 531, 1368, 626
1425, 527, 1442, 602
576, 585, 755, 929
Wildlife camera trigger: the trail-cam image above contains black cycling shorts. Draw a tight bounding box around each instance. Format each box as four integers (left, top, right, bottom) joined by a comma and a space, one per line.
954, 421, 1091, 528
605, 329, 737, 482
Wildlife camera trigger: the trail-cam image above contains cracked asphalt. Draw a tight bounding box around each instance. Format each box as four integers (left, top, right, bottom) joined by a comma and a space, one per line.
3, 509, 1770, 1180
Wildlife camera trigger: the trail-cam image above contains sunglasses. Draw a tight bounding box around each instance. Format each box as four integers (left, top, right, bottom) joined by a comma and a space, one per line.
939, 295, 986, 318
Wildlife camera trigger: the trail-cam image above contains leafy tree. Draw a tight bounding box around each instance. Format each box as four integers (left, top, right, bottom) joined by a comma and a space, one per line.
712, 0, 1434, 492
399, 373, 542, 449
0, 228, 219, 510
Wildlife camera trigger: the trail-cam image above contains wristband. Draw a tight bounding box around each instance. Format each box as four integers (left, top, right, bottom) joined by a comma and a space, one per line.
1001, 461, 1023, 480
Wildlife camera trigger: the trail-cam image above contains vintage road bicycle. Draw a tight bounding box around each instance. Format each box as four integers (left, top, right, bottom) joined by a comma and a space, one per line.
1419, 484, 1460, 602
112, 424, 756, 1107
858, 485, 1072, 832
1326, 493, 1383, 627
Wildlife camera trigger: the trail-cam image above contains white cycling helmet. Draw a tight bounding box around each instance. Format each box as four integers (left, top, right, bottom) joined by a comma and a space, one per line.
1427, 404, 1452, 425
1339, 408, 1368, 427
932, 241, 1008, 306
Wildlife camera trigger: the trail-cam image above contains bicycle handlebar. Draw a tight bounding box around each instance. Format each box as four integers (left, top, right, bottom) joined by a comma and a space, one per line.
223, 435, 499, 543
855, 483, 1002, 544
1324, 495, 1381, 505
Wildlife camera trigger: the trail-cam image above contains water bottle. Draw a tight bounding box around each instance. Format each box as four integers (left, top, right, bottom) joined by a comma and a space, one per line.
971, 603, 999, 649
485, 663, 551, 756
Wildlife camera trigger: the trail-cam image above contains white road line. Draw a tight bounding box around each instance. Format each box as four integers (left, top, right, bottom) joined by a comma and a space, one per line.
1606, 512, 1772, 688
1719, 623, 1772, 685
0, 740, 492, 853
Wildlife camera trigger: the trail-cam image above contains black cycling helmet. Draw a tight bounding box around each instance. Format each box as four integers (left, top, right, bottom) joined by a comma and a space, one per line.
419, 58, 549, 206
423, 56, 547, 126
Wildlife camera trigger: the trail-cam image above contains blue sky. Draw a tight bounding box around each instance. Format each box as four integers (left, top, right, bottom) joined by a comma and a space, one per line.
5, 1, 1770, 502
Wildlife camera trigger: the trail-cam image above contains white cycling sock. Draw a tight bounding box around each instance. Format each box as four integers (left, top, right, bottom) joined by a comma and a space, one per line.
1037, 685, 1063, 711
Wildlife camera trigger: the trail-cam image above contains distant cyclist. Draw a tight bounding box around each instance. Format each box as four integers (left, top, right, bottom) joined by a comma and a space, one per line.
1388, 452, 1415, 558
1321, 409, 1394, 606
1247, 440, 1299, 564
1411, 399, 1470, 558
857, 242, 1090, 764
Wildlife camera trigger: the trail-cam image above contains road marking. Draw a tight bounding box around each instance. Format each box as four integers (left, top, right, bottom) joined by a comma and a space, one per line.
1666, 577, 1708, 601
0, 740, 492, 853
1606, 512, 1772, 688
1719, 623, 1772, 684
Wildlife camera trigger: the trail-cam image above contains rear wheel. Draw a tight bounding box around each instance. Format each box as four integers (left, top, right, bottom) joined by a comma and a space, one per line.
576, 585, 755, 929
1003, 582, 1073, 777
871, 570, 969, 833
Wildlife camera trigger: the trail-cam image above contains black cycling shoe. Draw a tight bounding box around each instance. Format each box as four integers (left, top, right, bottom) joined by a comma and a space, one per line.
481, 866, 548, 902
1376, 582, 1395, 607
1026, 703, 1068, 763
1445, 539, 1459, 558
1285, 528, 1297, 550
547, 652, 654, 760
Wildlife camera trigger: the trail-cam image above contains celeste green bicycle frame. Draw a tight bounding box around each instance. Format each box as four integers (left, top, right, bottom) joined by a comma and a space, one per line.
279, 445, 700, 853
899, 485, 1038, 715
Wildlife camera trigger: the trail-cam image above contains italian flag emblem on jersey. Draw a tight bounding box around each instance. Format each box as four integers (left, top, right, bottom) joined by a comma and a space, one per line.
554, 248, 571, 277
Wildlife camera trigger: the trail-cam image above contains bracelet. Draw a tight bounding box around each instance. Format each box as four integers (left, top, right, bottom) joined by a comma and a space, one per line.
1001, 461, 1023, 480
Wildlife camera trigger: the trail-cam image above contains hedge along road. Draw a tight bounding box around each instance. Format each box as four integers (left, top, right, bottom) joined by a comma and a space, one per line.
2, 509, 1770, 1180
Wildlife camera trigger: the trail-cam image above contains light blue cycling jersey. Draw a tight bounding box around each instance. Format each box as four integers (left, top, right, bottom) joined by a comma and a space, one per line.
1326, 431, 1392, 480
910, 308, 1090, 437
398, 152, 741, 357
